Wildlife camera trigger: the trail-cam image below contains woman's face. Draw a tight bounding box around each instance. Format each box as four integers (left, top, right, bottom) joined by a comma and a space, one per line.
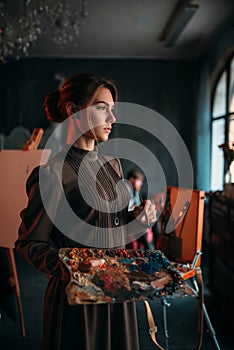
79, 87, 116, 142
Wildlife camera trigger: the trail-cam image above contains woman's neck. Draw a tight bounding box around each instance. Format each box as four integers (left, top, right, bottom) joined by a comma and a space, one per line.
66, 117, 95, 151
71, 135, 95, 151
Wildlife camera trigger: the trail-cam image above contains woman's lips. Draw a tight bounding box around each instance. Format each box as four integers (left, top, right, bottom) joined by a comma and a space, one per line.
104, 127, 111, 133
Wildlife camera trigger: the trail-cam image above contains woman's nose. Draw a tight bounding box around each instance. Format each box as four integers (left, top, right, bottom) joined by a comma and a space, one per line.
107, 110, 116, 123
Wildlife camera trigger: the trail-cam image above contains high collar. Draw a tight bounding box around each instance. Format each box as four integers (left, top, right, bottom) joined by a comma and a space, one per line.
69, 144, 99, 161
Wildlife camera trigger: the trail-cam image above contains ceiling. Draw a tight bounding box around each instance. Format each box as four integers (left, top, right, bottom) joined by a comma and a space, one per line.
27, 0, 234, 60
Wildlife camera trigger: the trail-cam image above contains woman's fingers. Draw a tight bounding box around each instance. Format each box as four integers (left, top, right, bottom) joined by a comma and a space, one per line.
145, 200, 157, 219
133, 199, 157, 225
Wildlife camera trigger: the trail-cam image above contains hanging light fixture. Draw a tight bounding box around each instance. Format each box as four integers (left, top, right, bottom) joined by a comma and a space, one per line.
158, 0, 199, 48
0, 0, 88, 62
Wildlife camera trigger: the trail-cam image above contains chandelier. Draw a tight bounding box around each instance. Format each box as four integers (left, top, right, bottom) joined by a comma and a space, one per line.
0, 0, 88, 62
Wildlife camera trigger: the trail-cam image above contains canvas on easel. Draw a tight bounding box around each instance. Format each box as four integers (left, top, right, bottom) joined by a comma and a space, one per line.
156, 187, 221, 350
0, 149, 51, 339
157, 186, 205, 265
0, 149, 51, 248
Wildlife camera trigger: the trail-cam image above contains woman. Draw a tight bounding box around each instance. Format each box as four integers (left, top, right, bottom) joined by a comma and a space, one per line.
15, 73, 157, 350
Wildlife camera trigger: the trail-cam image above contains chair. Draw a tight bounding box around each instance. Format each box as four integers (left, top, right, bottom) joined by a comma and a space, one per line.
156, 186, 221, 350
0, 147, 51, 338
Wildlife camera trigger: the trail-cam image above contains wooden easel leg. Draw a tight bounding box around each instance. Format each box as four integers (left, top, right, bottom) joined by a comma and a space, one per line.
7, 248, 26, 339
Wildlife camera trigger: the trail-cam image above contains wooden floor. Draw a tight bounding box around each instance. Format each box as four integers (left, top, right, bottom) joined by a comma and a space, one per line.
0, 246, 233, 350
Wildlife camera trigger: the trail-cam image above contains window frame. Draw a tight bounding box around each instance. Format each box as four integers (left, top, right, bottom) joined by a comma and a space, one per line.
211, 52, 234, 190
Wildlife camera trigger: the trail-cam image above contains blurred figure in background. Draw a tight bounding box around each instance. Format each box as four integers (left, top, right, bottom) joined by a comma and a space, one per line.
126, 169, 155, 250
127, 169, 144, 210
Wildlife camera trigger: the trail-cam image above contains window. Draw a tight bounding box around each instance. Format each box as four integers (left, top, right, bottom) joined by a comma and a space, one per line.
211, 54, 234, 191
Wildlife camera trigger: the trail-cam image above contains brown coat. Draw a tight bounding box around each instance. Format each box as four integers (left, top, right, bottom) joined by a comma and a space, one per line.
15, 145, 140, 350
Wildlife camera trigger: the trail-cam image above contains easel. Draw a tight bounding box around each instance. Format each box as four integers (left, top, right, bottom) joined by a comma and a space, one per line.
189, 252, 221, 350
0, 128, 50, 338
21, 128, 44, 151
157, 186, 221, 350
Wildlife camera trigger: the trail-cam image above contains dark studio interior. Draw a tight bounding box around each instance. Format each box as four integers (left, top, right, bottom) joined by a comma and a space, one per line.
0, 1, 234, 349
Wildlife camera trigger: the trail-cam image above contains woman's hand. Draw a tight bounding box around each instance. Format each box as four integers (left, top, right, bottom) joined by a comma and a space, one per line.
133, 199, 157, 226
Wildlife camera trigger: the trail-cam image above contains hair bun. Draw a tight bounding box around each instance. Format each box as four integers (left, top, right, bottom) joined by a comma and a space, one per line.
44, 90, 64, 123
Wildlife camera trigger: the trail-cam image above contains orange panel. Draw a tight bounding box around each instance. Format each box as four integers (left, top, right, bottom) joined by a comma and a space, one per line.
157, 186, 205, 265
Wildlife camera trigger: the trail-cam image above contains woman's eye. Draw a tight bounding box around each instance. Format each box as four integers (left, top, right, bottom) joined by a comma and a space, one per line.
96, 105, 106, 111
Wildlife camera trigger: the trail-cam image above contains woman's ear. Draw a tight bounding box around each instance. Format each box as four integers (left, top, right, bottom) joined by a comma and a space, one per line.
66, 102, 80, 117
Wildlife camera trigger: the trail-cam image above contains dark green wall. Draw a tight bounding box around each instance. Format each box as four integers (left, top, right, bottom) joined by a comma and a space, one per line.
0, 58, 195, 138
0, 58, 197, 189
